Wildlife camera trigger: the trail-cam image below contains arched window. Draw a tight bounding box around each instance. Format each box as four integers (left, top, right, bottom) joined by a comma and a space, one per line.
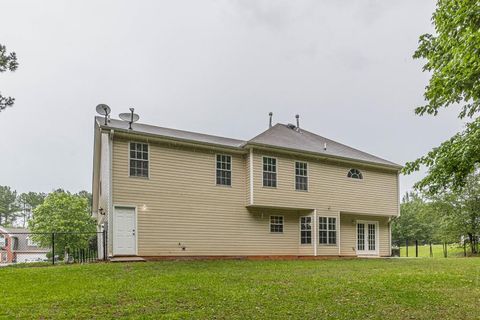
347, 168, 363, 179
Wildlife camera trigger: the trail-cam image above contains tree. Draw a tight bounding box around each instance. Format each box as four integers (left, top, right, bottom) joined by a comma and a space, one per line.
76, 190, 93, 213
392, 192, 438, 244
403, 0, 480, 194
17, 192, 46, 227
430, 171, 480, 253
0, 44, 19, 112
0, 186, 19, 226
29, 191, 96, 258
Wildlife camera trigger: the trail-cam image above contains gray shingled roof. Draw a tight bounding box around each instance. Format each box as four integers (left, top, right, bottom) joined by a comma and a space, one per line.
97, 117, 400, 168
97, 117, 245, 148
248, 124, 400, 168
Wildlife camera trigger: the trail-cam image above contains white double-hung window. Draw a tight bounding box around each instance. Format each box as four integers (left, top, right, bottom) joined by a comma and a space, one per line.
319, 217, 337, 245
129, 142, 149, 178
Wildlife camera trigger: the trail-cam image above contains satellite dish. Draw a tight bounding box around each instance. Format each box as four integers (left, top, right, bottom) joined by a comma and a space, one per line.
119, 107, 139, 130
95, 104, 111, 125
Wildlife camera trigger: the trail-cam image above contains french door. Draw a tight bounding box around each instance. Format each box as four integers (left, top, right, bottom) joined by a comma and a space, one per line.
356, 221, 379, 255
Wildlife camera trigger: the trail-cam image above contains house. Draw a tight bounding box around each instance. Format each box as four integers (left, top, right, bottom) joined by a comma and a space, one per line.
0, 227, 49, 264
91, 114, 401, 259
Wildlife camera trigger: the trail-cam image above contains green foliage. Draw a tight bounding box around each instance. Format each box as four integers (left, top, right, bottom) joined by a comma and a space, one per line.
0, 43, 18, 112
76, 190, 93, 213
0, 186, 19, 226
430, 171, 480, 248
393, 172, 480, 252
413, 0, 480, 119
392, 193, 438, 243
29, 191, 96, 257
403, 118, 480, 194
405, 0, 480, 193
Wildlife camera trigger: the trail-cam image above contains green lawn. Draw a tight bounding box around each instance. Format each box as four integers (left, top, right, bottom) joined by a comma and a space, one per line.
1, 258, 480, 319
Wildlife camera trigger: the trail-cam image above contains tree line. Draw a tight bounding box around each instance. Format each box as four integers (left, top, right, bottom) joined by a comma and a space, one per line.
393, 171, 480, 254
0, 186, 92, 227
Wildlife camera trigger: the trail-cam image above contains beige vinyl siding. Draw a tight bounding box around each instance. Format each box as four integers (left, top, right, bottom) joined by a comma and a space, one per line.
252, 151, 398, 216
112, 138, 304, 256
340, 214, 390, 257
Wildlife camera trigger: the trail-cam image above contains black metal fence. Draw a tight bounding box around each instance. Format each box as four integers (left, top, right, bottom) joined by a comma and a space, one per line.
0, 231, 107, 265
392, 239, 479, 258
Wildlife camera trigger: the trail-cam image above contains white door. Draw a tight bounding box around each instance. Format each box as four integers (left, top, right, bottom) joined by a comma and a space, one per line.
113, 207, 136, 255
357, 221, 378, 256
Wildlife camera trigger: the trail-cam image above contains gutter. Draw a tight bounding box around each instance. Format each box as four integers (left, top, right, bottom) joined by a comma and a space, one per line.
244, 142, 403, 171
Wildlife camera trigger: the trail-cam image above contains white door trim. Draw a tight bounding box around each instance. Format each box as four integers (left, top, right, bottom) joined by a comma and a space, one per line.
112, 205, 138, 256
356, 220, 379, 256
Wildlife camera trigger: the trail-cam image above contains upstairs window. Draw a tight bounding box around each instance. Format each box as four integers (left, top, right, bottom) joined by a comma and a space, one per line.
130, 142, 149, 178
347, 168, 363, 180
263, 157, 277, 187
319, 217, 337, 245
270, 215, 284, 233
295, 161, 308, 191
216, 155, 232, 186
300, 216, 312, 244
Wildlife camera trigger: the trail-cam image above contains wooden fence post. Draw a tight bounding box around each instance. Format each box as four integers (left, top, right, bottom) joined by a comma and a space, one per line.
415, 240, 419, 258
406, 239, 409, 257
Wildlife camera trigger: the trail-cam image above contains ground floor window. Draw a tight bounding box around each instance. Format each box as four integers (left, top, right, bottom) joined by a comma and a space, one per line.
300, 216, 312, 244
270, 216, 284, 233
319, 217, 337, 245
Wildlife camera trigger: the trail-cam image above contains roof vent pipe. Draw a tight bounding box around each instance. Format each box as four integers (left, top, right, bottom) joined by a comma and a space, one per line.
324, 142, 327, 151
295, 114, 300, 131
269, 112, 273, 128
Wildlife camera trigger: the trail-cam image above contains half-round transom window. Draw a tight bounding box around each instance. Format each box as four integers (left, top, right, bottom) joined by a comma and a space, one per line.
347, 168, 363, 179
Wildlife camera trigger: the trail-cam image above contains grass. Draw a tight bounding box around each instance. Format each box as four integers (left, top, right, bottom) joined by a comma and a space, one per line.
1, 258, 480, 319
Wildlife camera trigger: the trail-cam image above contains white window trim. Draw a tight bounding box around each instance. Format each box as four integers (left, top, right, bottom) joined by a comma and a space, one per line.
269, 215, 284, 234
356, 220, 379, 256
299, 216, 312, 245
128, 141, 150, 179
215, 154, 233, 187
318, 216, 338, 246
262, 156, 278, 188
294, 161, 309, 192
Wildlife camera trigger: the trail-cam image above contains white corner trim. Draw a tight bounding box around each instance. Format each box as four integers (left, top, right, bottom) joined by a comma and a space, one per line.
249, 148, 254, 205
397, 172, 401, 217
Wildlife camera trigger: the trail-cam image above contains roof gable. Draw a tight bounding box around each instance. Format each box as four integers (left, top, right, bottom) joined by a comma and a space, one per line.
247, 124, 400, 168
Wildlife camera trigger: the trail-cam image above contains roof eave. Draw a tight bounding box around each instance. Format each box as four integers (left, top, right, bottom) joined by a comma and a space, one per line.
99, 125, 247, 154
244, 142, 403, 171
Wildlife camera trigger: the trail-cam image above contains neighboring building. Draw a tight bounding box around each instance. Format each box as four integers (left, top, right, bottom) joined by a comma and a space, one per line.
0, 227, 49, 264
91, 115, 401, 258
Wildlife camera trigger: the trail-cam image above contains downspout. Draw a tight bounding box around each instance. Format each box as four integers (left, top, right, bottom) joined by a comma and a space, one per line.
249, 148, 254, 205
108, 129, 114, 257
314, 209, 317, 256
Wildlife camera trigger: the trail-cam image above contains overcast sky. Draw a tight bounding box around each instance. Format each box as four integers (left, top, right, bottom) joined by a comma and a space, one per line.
0, 0, 465, 196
